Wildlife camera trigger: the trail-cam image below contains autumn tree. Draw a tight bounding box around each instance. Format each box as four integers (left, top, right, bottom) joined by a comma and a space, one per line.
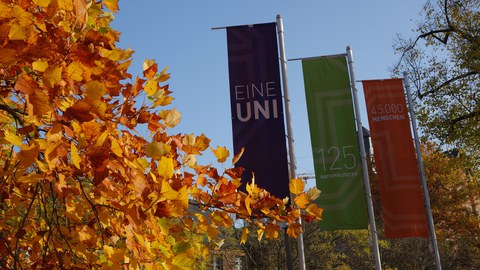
393, 0, 480, 160
370, 143, 480, 269
0, 1, 322, 269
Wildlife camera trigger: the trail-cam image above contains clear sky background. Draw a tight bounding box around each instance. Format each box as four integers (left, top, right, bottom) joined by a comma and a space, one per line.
111, 1, 424, 184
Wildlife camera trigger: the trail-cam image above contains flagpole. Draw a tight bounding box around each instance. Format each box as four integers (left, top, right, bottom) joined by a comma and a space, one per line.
403, 72, 442, 270
346, 46, 382, 270
276, 14, 307, 270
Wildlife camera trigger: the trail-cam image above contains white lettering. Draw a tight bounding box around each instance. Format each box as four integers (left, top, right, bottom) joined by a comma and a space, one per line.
233, 82, 277, 101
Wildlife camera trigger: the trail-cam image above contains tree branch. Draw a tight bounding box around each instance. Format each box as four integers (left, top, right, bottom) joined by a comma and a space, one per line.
450, 110, 480, 126
419, 70, 479, 98
0, 103, 25, 126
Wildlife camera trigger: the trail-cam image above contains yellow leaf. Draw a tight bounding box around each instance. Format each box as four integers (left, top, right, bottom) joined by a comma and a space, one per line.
257, 227, 264, 241
32, 60, 49, 72
245, 195, 253, 216
294, 193, 309, 209
210, 146, 229, 163
289, 178, 305, 195
167, 253, 195, 270
85, 80, 107, 100
177, 185, 188, 207
158, 66, 170, 82
35, 159, 49, 172
8, 23, 27, 40
103, 0, 119, 13
146, 141, 170, 160
58, 0, 73, 11
307, 187, 321, 201
4, 130, 22, 146
158, 156, 174, 179
42, 65, 63, 88
16, 174, 43, 184
111, 139, 123, 157
33, 0, 51, 8
67, 61, 84, 81
240, 227, 248, 245
161, 181, 178, 200
94, 130, 109, 147
71, 142, 81, 169
0, 3, 12, 19
144, 79, 158, 96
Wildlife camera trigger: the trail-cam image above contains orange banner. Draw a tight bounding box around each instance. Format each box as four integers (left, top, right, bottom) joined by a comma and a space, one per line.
363, 79, 428, 238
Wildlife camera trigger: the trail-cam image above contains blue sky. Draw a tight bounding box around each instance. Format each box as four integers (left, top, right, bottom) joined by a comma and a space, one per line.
111, 1, 424, 183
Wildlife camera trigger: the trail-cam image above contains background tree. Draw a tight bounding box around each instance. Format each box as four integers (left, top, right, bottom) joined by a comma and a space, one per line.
393, 0, 480, 161
371, 143, 480, 269
392, 1, 480, 267
0, 1, 322, 269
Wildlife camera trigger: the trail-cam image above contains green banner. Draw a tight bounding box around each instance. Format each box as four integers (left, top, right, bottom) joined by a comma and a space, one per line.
302, 55, 368, 230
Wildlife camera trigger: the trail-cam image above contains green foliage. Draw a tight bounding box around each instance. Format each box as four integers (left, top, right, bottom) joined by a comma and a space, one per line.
393, 0, 480, 160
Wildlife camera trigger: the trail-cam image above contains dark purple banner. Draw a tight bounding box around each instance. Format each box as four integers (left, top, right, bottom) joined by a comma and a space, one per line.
226, 22, 290, 199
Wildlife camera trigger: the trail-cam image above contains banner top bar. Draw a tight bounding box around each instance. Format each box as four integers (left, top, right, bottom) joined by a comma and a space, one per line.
288, 53, 347, 62
211, 21, 275, 30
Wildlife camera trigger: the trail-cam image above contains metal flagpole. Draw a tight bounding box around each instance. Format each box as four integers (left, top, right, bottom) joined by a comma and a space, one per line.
276, 14, 307, 270
346, 46, 382, 270
403, 72, 442, 270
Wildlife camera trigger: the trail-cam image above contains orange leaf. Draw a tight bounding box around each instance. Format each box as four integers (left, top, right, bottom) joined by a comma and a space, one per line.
286, 222, 302, 238
197, 174, 207, 187
162, 108, 181, 128
27, 90, 51, 118
143, 62, 157, 79
295, 194, 310, 209
206, 225, 220, 241
265, 222, 279, 240
64, 100, 93, 122
0, 48, 17, 67
232, 147, 244, 165
14, 74, 36, 95
85, 80, 107, 100
16, 174, 43, 184
306, 204, 324, 219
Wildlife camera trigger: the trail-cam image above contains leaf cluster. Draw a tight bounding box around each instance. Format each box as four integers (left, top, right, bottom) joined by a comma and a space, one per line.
0, 1, 322, 269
